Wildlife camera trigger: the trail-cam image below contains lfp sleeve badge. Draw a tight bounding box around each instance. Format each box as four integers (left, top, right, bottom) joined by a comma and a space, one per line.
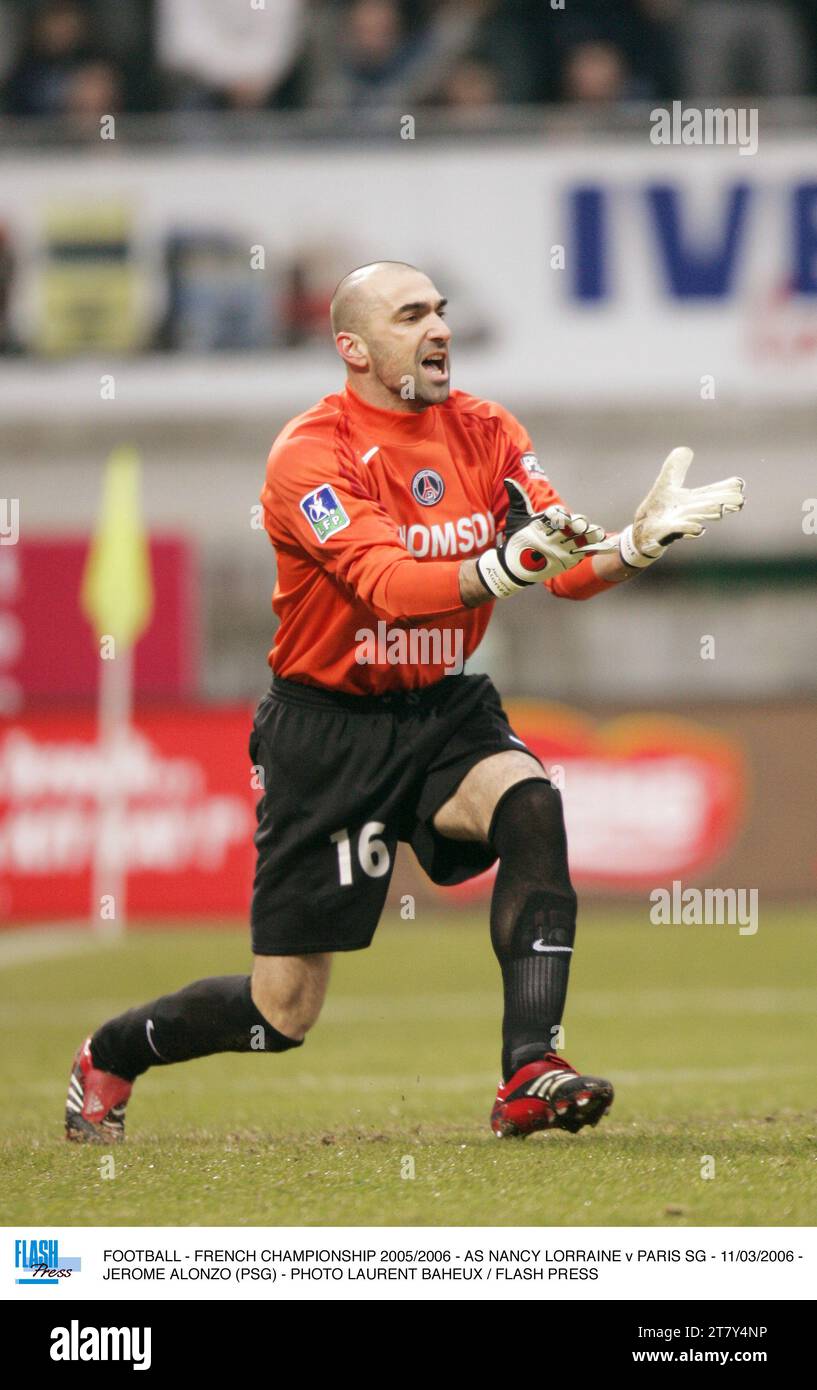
299, 485, 351, 544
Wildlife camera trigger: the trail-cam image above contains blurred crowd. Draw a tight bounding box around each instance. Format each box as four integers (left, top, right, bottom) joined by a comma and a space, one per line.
2, 0, 817, 123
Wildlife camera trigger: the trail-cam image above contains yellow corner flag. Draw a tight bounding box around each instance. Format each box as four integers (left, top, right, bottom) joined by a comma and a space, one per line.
81, 446, 154, 647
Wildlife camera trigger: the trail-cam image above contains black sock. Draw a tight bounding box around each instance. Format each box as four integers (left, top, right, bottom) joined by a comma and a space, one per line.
488, 779, 577, 1082
90, 975, 303, 1082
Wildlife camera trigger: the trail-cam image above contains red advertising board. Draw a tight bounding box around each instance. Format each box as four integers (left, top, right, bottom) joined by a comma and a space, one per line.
0, 536, 199, 710
0, 707, 257, 922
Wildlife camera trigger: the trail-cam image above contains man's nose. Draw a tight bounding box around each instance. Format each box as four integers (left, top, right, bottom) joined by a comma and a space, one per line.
428, 315, 451, 341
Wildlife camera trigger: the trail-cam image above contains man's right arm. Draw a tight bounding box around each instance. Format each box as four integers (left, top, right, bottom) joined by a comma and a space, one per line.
263, 439, 466, 623
458, 559, 494, 608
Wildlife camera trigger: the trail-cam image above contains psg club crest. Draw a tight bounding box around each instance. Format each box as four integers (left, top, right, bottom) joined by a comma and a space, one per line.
411, 469, 445, 506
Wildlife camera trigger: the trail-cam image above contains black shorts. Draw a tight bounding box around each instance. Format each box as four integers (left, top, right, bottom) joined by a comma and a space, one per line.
249, 673, 539, 955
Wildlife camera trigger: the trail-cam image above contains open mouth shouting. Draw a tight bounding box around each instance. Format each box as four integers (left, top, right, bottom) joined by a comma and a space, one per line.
419, 349, 449, 384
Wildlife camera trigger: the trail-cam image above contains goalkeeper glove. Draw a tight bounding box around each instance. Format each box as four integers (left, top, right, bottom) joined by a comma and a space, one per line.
477, 478, 606, 598
585, 447, 746, 569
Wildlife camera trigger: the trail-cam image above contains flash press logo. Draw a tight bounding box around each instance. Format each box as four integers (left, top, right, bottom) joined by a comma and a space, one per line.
14, 1237, 81, 1286
50, 1321, 152, 1371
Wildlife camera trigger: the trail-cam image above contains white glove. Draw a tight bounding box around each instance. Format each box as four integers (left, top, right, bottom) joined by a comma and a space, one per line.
477, 479, 606, 598
584, 447, 746, 569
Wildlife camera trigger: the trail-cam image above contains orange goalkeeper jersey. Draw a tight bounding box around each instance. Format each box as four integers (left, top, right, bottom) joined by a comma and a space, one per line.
261, 384, 615, 695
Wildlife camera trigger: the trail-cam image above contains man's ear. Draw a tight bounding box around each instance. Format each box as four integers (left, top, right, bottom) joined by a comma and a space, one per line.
335, 332, 368, 370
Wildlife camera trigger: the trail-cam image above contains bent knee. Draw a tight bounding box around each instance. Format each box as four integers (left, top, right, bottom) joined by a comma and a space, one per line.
489, 775, 568, 841
251, 952, 331, 1040
489, 777, 575, 897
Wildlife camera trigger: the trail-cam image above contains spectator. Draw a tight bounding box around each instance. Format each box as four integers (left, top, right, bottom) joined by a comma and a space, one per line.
441, 56, 501, 111
4, 0, 107, 116
476, 0, 679, 105
64, 59, 123, 118
307, 0, 492, 110
562, 42, 630, 105
557, 1, 679, 102
156, 0, 307, 110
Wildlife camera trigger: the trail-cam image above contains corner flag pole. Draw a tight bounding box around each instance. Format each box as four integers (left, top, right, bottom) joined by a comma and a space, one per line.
80, 447, 154, 940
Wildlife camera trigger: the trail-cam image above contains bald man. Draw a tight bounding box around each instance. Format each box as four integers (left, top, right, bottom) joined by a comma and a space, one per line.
67, 261, 745, 1143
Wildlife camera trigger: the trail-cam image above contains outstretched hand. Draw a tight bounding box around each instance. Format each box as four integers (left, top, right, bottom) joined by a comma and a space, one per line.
583, 448, 746, 569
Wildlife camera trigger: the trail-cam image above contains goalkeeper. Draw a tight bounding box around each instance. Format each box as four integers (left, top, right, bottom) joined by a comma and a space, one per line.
65, 262, 745, 1143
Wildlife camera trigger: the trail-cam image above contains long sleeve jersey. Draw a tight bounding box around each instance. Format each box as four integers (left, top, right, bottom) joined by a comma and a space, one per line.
260, 383, 616, 694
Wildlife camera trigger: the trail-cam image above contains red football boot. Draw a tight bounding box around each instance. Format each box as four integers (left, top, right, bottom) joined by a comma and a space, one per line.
65, 1037, 132, 1144
491, 1052, 613, 1138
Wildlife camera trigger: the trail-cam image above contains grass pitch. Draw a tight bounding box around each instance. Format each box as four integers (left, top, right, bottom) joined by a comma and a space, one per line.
1, 906, 815, 1227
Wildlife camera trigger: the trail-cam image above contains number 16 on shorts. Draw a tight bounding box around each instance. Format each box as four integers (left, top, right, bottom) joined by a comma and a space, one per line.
330, 823, 392, 885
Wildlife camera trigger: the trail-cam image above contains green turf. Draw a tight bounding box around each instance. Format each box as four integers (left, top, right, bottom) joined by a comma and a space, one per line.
1, 907, 815, 1226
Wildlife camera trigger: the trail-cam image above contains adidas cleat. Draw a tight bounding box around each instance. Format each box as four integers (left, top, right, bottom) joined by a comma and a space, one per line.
491, 1052, 613, 1138
65, 1037, 132, 1144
